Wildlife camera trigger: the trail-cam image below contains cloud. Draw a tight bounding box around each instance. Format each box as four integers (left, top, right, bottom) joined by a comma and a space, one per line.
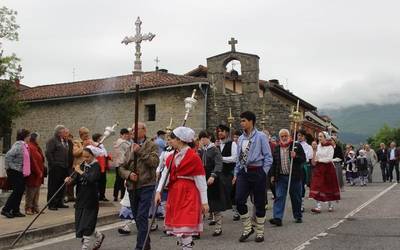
312, 73, 400, 109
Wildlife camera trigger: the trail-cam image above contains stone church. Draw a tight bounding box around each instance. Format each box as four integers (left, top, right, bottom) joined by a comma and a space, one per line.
1, 39, 337, 152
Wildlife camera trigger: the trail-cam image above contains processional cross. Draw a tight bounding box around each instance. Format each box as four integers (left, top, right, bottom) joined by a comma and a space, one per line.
122, 17, 156, 72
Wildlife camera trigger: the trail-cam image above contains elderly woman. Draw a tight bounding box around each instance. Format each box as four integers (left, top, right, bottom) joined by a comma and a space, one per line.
1, 129, 31, 218
25, 132, 45, 215
310, 132, 341, 213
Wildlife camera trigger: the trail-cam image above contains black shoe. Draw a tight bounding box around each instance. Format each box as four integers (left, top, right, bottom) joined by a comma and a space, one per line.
58, 204, 69, 208
269, 218, 282, 226
209, 220, 216, 226
150, 223, 158, 232
192, 234, 200, 240
233, 214, 240, 221
113, 197, 118, 202
1, 210, 14, 218
118, 228, 131, 235
295, 218, 303, 223
239, 228, 254, 242
212, 229, 222, 237
48, 206, 58, 211
100, 197, 109, 202
13, 211, 26, 217
255, 235, 264, 242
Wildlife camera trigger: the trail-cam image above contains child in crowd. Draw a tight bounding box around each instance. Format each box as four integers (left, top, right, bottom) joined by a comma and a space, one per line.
65, 148, 105, 250
356, 150, 369, 186
117, 189, 135, 235
345, 151, 357, 185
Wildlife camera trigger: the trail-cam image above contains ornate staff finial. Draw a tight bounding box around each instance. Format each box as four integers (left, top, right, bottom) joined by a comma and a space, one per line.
289, 100, 303, 132
166, 117, 173, 134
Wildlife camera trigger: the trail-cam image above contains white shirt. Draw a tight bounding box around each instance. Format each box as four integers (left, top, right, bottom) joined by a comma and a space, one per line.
220, 140, 238, 164
86, 143, 107, 157
316, 144, 334, 163
300, 141, 313, 161
390, 148, 396, 160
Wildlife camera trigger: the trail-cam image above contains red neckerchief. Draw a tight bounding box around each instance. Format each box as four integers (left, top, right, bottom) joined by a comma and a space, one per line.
279, 139, 293, 148
321, 141, 333, 147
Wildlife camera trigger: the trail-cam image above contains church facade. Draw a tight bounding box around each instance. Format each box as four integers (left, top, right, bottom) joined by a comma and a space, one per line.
2, 39, 337, 152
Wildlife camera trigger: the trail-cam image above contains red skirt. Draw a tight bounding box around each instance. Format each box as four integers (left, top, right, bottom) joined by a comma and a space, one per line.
165, 179, 202, 234
310, 162, 341, 202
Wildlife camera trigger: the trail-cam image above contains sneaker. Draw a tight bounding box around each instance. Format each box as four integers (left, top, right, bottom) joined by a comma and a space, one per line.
255, 235, 264, 242
328, 207, 334, 212
233, 214, 240, 221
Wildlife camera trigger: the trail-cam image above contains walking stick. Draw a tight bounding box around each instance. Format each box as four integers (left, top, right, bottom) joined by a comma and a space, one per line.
10, 123, 118, 248
142, 89, 197, 250
285, 100, 302, 205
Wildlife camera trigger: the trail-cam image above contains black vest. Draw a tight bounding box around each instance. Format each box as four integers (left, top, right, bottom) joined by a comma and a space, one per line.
220, 141, 235, 174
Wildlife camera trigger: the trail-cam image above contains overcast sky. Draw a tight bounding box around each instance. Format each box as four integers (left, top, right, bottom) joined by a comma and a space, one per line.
2, 0, 400, 109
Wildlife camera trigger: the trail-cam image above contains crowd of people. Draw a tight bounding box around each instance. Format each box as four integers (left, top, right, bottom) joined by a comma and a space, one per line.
1, 110, 399, 250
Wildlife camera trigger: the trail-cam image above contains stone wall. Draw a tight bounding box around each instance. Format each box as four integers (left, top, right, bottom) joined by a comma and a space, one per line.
12, 85, 205, 151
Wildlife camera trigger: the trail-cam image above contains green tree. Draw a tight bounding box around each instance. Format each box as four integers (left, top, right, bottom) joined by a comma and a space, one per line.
0, 6, 24, 146
368, 124, 400, 149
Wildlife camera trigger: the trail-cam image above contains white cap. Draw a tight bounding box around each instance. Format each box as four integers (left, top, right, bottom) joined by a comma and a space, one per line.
173, 126, 195, 143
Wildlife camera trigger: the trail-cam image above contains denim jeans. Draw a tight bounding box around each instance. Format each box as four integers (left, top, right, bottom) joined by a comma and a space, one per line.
129, 185, 155, 250
273, 175, 302, 220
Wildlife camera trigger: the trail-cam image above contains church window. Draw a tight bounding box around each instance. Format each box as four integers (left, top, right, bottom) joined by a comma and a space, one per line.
224, 59, 242, 94
145, 104, 156, 121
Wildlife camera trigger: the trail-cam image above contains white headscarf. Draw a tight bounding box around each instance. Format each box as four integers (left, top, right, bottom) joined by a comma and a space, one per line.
173, 127, 195, 143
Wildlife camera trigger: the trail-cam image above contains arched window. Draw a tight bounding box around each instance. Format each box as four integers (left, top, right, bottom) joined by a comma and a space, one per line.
224, 59, 242, 94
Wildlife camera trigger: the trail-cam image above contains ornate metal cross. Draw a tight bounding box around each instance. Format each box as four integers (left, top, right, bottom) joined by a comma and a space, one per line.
122, 17, 156, 72
229, 37, 238, 52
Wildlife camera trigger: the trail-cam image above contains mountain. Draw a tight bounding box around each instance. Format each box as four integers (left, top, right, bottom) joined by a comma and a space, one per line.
321, 103, 400, 144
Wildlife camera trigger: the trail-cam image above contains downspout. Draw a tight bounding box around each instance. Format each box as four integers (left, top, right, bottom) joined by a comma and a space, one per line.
198, 83, 209, 130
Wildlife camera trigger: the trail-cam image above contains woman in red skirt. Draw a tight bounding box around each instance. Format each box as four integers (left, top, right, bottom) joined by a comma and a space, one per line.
310, 132, 340, 213
155, 127, 209, 250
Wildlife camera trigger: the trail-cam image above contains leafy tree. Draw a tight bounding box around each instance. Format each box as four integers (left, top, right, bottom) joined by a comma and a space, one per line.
0, 6, 24, 147
368, 124, 400, 149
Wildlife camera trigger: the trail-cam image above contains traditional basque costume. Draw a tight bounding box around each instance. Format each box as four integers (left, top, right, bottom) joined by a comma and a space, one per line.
310, 142, 341, 212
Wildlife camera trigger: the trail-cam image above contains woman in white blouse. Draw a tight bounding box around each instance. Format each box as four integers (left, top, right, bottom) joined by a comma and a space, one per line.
309, 132, 341, 213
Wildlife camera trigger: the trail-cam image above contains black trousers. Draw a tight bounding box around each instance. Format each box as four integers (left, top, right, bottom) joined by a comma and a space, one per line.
235, 168, 267, 218
47, 167, 69, 207
98, 172, 107, 199
3, 169, 25, 213
380, 161, 388, 182
388, 160, 399, 182
113, 167, 125, 199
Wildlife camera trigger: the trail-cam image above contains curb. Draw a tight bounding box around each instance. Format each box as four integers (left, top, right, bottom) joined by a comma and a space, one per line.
0, 212, 119, 250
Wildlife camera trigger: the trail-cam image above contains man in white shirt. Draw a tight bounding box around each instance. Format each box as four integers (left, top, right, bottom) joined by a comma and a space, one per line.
388, 142, 399, 183
297, 129, 313, 212
216, 124, 238, 221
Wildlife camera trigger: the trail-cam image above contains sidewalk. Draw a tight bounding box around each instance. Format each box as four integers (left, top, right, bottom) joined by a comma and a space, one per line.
0, 187, 121, 249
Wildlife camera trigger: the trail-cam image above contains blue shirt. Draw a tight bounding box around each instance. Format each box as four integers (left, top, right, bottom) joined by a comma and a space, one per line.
235, 128, 273, 176
154, 137, 166, 156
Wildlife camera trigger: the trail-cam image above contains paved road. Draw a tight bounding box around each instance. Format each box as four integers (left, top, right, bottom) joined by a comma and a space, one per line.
17, 171, 399, 250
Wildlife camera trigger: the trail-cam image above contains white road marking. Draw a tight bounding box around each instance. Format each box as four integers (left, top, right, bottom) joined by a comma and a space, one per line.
293, 182, 397, 250
13, 221, 125, 250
